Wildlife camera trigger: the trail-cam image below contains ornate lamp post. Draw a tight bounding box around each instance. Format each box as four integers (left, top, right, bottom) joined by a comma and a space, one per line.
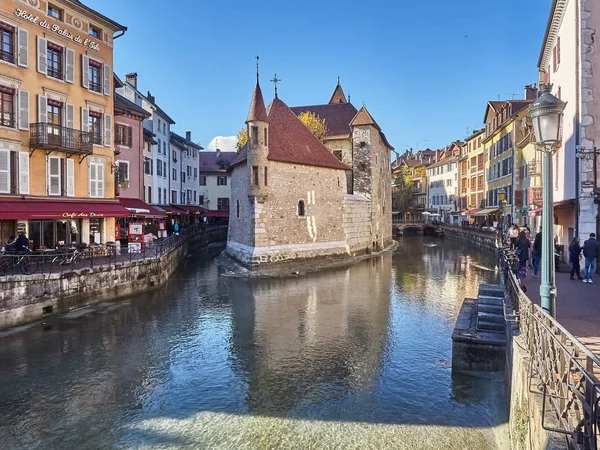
497, 188, 506, 246
528, 84, 567, 317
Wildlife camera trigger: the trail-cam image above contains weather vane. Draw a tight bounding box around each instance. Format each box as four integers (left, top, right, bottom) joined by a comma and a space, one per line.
270, 74, 281, 98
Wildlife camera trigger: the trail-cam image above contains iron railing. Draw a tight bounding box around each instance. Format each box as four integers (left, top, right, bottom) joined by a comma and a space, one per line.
502, 251, 599, 450
0, 225, 227, 277
29, 123, 93, 155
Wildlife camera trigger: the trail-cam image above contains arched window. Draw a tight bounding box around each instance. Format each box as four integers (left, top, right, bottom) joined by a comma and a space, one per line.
297, 200, 305, 217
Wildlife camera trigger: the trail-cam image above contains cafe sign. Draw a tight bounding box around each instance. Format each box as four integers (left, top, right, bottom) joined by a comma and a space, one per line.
62, 212, 105, 218
15, 8, 100, 51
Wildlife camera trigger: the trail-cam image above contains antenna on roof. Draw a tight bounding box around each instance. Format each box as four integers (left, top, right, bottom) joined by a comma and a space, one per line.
507, 92, 519, 99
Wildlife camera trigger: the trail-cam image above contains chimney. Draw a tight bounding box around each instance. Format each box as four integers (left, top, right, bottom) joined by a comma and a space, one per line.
216, 148, 221, 160
147, 91, 155, 103
125, 72, 137, 89
524, 83, 538, 100
186, 131, 191, 142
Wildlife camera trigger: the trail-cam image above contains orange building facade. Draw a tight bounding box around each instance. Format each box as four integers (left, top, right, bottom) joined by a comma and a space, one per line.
0, 0, 128, 249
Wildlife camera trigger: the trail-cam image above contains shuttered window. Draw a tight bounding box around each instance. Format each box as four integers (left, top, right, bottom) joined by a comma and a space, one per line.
89, 162, 104, 198
47, 156, 61, 196
0, 149, 9, 194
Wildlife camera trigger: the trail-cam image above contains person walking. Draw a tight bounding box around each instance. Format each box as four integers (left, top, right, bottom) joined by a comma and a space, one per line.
523, 226, 533, 268
568, 236, 583, 280
582, 233, 599, 284
515, 230, 530, 279
532, 231, 542, 278
507, 224, 519, 250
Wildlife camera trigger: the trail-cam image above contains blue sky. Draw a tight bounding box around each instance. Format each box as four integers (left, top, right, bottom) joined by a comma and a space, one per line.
88, 0, 552, 153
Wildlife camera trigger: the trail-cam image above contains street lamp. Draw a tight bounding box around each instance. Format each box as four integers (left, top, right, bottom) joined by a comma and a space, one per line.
497, 188, 506, 247
528, 84, 567, 317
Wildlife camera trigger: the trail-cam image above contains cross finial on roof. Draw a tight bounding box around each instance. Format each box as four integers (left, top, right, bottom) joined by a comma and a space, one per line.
255, 56, 259, 84
270, 73, 281, 98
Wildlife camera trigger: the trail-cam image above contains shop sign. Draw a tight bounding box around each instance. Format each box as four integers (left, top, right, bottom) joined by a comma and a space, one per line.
16, 222, 27, 234
15, 8, 100, 51
128, 223, 143, 236
61, 212, 105, 218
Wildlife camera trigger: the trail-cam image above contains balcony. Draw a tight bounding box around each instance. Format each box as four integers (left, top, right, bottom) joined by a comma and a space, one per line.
29, 123, 93, 158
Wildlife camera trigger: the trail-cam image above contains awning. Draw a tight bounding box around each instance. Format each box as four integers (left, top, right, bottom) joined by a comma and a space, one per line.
0, 200, 131, 220
155, 205, 187, 216
528, 208, 542, 217
118, 197, 165, 218
203, 209, 229, 217
472, 208, 499, 217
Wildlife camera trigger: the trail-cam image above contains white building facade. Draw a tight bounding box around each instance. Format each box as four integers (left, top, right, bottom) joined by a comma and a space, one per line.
427, 156, 458, 222
538, 0, 600, 243
171, 132, 202, 206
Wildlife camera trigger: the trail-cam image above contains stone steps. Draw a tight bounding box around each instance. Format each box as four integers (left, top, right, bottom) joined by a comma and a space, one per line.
476, 284, 505, 332
478, 302, 504, 314
476, 319, 504, 332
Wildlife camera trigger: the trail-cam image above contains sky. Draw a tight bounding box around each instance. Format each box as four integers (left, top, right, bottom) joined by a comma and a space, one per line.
88, 0, 552, 153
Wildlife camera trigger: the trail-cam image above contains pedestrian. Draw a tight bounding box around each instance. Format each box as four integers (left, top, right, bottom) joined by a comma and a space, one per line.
507, 224, 519, 250
582, 232, 599, 284
532, 231, 542, 278
523, 226, 533, 268
568, 236, 583, 280
515, 229, 530, 278
14, 232, 29, 252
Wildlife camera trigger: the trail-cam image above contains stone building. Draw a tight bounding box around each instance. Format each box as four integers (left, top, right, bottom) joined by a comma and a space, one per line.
225, 76, 393, 268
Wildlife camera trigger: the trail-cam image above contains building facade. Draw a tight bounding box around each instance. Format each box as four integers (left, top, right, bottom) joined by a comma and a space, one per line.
170, 131, 202, 206
459, 129, 485, 213
0, 0, 128, 248
537, 0, 600, 246
427, 148, 459, 222
198, 150, 237, 213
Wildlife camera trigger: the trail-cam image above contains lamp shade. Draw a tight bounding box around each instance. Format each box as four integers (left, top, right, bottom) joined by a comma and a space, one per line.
497, 188, 506, 202
528, 84, 567, 146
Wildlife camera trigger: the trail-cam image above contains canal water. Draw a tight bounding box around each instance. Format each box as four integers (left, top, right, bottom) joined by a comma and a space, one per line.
0, 237, 509, 450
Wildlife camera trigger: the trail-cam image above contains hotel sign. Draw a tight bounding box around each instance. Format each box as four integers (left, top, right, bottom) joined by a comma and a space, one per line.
15, 8, 100, 51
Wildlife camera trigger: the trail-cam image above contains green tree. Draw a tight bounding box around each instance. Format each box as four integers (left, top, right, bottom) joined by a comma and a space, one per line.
298, 111, 328, 141
392, 166, 415, 216
236, 127, 248, 149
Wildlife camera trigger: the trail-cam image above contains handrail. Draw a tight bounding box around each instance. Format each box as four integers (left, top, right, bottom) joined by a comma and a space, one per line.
501, 250, 599, 450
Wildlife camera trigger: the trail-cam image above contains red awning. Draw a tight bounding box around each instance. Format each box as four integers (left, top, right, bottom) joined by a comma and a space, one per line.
203, 209, 229, 217
118, 197, 165, 218
157, 205, 188, 216
0, 200, 131, 220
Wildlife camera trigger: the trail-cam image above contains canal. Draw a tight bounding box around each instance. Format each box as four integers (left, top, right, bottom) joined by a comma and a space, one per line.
0, 237, 509, 449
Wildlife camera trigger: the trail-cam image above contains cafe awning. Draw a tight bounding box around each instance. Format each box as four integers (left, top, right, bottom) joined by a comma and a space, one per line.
118, 198, 165, 218
203, 209, 229, 217
154, 205, 188, 216
0, 200, 131, 220
472, 208, 499, 217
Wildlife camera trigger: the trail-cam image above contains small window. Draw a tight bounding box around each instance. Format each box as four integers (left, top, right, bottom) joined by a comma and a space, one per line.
252, 166, 259, 185
264, 128, 268, 146
199, 195, 204, 205
217, 176, 227, 186
47, 43, 63, 80
89, 25, 101, 39
297, 200, 305, 217
88, 60, 102, 93
199, 176, 206, 186
333, 150, 342, 161
251, 126, 258, 145
0, 24, 15, 64
48, 4, 63, 20
0, 88, 15, 128
236, 200, 240, 218
264, 167, 267, 186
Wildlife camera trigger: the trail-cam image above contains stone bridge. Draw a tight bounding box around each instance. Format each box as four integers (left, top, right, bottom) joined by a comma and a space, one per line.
393, 222, 442, 236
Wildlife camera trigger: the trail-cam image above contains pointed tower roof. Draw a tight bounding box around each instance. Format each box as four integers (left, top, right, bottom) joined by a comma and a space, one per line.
350, 106, 381, 130
328, 79, 347, 104
246, 81, 269, 123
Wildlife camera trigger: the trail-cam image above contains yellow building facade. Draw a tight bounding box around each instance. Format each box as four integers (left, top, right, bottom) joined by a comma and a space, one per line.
0, 0, 127, 248
482, 100, 532, 226
458, 128, 485, 214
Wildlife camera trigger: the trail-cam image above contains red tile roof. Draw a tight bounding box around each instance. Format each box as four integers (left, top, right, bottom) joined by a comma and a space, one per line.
231, 98, 351, 171
289, 103, 358, 138
351, 106, 381, 131
246, 82, 268, 123
329, 83, 347, 104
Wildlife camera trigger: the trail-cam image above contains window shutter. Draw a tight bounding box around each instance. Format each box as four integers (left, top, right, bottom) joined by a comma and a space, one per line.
97, 163, 104, 198
103, 113, 112, 147
89, 163, 97, 197
81, 107, 89, 132
17, 28, 28, 67
127, 126, 133, 147
66, 158, 74, 197
65, 48, 75, 83
48, 156, 61, 195
103, 64, 111, 95
66, 103, 74, 129
38, 95, 47, 123
18, 152, 29, 195
18, 89, 29, 130
36, 36, 47, 74
0, 149, 9, 194
81, 55, 89, 89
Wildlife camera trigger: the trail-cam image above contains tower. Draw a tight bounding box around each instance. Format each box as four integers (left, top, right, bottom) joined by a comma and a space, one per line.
245, 68, 270, 203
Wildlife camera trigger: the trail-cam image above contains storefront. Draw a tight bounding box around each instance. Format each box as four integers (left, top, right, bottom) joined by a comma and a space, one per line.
117, 198, 166, 244
0, 200, 130, 250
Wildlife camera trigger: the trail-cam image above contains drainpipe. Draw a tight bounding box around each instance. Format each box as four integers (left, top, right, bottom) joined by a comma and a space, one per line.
575, 0, 581, 236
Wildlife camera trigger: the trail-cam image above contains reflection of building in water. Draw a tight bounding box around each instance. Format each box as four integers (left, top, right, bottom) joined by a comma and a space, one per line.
228, 255, 392, 414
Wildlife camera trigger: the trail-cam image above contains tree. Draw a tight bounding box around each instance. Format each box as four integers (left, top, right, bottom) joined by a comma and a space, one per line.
236, 127, 248, 149
298, 111, 328, 141
392, 166, 416, 217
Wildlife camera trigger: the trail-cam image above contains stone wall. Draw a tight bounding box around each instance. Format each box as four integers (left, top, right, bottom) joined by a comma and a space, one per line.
440, 225, 496, 251
342, 195, 372, 254
0, 228, 226, 330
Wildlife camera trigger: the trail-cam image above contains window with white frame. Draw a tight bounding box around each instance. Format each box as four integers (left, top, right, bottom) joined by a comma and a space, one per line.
0, 149, 29, 195
116, 160, 129, 182
88, 161, 104, 198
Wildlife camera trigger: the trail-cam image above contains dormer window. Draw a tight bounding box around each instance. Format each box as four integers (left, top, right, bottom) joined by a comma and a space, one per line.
89, 25, 102, 39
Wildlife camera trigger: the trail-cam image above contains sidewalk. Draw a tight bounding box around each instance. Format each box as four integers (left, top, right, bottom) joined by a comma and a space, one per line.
522, 264, 600, 358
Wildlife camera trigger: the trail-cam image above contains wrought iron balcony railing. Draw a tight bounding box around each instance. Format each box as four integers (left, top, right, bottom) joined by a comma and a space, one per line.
29, 123, 93, 156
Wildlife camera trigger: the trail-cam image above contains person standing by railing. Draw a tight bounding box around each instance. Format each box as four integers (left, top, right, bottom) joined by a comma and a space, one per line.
582, 233, 598, 284
532, 231, 542, 278
568, 236, 583, 281
515, 230, 530, 279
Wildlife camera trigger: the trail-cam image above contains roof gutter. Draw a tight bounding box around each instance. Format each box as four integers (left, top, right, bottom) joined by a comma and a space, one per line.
113, 29, 126, 40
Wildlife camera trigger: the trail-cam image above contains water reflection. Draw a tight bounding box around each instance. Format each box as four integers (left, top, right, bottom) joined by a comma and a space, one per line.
0, 238, 508, 449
